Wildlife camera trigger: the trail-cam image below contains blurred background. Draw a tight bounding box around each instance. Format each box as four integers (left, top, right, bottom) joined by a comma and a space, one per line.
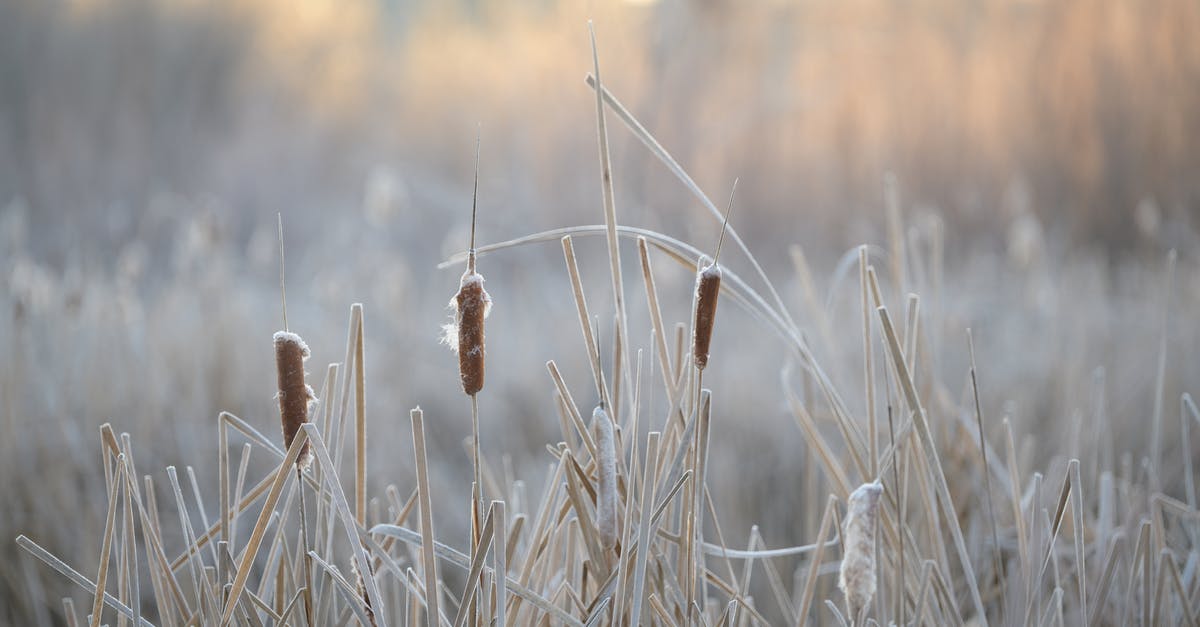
2, 0, 1199, 623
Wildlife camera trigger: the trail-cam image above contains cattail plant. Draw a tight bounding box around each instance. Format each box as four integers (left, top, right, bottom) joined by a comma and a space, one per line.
441, 135, 492, 623
274, 214, 315, 626
692, 179, 738, 371
593, 402, 618, 550
442, 137, 492, 397
839, 481, 883, 625
440, 137, 492, 461
681, 180, 737, 623
274, 215, 314, 470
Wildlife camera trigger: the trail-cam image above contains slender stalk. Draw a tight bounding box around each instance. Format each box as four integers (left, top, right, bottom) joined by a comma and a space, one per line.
411, 408, 442, 627
588, 22, 633, 421
968, 330, 1006, 623
296, 467, 313, 626
354, 306, 366, 527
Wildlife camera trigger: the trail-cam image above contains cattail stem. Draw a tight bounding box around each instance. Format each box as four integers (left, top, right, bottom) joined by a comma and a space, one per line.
277, 213, 288, 331
690, 376, 709, 618
712, 178, 737, 265
295, 467, 313, 627
472, 394, 483, 516
469, 129, 480, 274
468, 394, 484, 627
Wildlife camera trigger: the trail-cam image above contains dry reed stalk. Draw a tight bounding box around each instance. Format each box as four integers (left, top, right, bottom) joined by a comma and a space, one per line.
492, 500, 507, 627
218, 416, 230, 557
839, 482, 883, 625
859, 246, 878, 481
747, 525, 795, 625
331, 304, 362, 492
370, 518, 584, 624
115, 436, 141, 627
122, 469, 187, 619
629, 431, 662, 626
306, 552, 374, 625
560, 235, 608, 409
789, 244, 835, 355
796, 495, 840, 626
17, 536, 153, 627
296, 422, 384, 625
884, 173, 906, 303
637, 237, 680, 408
903, 295, 920, 375
1150, 248, 1176, 485
353, 303, 367, 524
165, 465, 217, 619
611, 423, 640, 624
587, 23, 632, 419
593, 404, 618, 551
218, 426, 310, 625
89, 452, 122, 627
968, 330, 1007, 622
121, 481, 138, 626
611, 314, 624, 425
451, 506, 496, 627
876, 304, 988, 624
63, 598, 78, 627
411, 407, 442, 627
560, 449, 608, 575
347, 306, 373, 626
352, 555, 379, 627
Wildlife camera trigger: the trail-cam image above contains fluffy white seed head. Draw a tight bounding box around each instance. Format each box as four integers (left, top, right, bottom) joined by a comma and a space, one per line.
839, 482, 883, 621
593, 404, 618, 550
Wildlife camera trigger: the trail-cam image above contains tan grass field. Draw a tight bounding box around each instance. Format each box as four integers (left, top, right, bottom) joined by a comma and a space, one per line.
3, 1, 1200, 625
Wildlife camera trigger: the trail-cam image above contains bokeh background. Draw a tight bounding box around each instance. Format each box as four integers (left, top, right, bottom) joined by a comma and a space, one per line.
3, 0, 1199, 623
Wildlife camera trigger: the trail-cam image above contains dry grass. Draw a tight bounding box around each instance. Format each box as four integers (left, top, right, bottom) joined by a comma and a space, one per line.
5, 14, 1200, 627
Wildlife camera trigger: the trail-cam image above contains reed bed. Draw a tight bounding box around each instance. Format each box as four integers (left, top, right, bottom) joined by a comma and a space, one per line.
12, 27, 1200, 627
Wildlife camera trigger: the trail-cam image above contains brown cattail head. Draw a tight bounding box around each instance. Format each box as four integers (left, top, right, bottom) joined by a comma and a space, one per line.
274, 331, 315, 469
839, 481, 883, 621
593, 404, 618, 550
442, 268, 491, 396
692, 261, 722, 370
